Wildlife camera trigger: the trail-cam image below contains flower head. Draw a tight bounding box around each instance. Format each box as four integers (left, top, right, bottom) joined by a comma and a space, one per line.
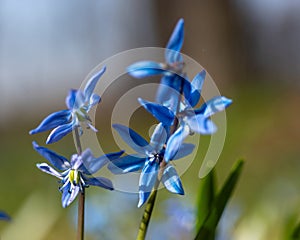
33, 141, 123, 207
136, 70, 232, 147
127, 19, 190, 112
108, 123, 194, 207
29, 67, 106, 144
127, 18, 184, 79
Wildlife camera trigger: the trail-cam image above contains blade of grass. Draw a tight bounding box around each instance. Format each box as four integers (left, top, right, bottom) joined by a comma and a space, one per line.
195, 159, 244, 240
196, 169, 216, 231
291, 221, 300, 239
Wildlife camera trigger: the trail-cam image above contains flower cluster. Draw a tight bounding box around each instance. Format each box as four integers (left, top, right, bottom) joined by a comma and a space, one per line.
108, 18, 232, 207
30, 18, 231, 216
31, 67, 124, 207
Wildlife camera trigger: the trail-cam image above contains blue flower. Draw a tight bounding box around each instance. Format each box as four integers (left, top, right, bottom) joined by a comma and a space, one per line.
0, 211, 10, 221
127, 18, 184, 79
108, 123, 194, 207
29, 67, 106, 144
33, 141, 123, 208
127, 19, 191, 113
137, 70, 232, 147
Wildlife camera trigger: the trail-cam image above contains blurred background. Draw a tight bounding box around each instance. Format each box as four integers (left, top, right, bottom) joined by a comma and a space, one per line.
0, 0, 299, 239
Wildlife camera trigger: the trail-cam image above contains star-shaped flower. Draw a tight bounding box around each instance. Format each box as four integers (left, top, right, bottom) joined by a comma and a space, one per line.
108, 123, 194, 207
29, 67, 106, 144
127, 18, 184, 79
33, 141, 123, 208
136, 70, 232, 148
127, 18, 191, 113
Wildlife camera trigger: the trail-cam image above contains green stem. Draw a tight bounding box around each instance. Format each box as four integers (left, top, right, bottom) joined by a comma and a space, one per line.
136, 180, 159, 240
74, 127, 85, 240
136, 113, 180, 240
136, 73, 185, 240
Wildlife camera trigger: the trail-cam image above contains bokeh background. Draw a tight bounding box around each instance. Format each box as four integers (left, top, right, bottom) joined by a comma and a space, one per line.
0, 0, 299, 239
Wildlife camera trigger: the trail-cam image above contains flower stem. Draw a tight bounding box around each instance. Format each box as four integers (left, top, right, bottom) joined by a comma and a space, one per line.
136, 180, 159, 240
74, 127, 82, 155
77, 189, 85, 240
74, 127, 85, 240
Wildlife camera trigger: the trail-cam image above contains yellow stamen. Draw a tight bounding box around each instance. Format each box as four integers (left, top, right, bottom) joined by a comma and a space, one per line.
69, 169, 80, 185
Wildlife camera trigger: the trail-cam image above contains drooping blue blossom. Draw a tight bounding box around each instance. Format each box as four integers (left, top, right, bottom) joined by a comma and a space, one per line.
137, 70, 232, 147
33, 141, 123, 208
108, 123, 194, 207
0, 211, 10, 221
29, 67, 106, 144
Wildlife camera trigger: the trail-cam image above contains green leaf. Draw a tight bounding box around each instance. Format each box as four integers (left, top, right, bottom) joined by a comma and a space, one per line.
291, 221, 300, 239
195, 159, 244, 240
196, 169, 216, 231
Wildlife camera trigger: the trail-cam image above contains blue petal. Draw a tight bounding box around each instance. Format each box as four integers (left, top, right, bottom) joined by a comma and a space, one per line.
180, 75, 192, 100
156, 75, 180, 113
65, 89, 77, 109
196, 96, 232, 117
87, 93, 101, 111
67, 90, 86, 110
138, 98, 175, 126
165, 18, 184, 63
161, 165, 184, 195
113, 124, 151, 154
81, 149, 124, 175
36, 163, 63, 179
138, 191, 151, 208
166, 74, 191, 97
187, 70, 206, 107
150, 123, 168, 152
46, 122, 74, 144
186, 114, 217, 134
191, 70, 206, 92
61, 183, 80, 208
127, 61, 166, 78
165, 49, 183, 65
164, 125, 190, 163
33, 141, 70, 170
70, 153, 83, 170
78, 149, 96, 174
85, 177, 114, 190
29, 110, 72, 135
108, 154, 146, 174
138, 161, 159, 207
75, 91, 85, 109
172, 143, 195, 160
84, 66, 106, 102
0, 211, 10, 221
61, 184, 71, 208
156, 74, 191, 113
